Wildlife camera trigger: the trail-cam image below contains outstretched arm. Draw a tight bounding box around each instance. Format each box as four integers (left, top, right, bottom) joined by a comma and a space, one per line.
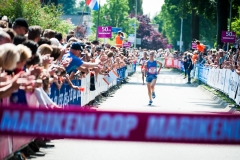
156, 60, 162, 74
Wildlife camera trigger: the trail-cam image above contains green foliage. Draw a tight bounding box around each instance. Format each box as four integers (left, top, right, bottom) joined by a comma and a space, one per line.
232, 7, 240, 36
153, 0, 217, 50
58, 0, 76, 14
92, 0, 139, 36
0, 0, 75, 35
128, 0, 143, 14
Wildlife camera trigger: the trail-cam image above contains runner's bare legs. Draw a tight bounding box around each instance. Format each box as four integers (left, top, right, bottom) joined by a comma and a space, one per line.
147, 82, 152, 101
150, 79, 157, 95
142, 70, 145, 85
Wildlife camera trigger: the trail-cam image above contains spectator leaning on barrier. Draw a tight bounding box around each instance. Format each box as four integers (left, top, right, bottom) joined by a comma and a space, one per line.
196, 40, 205, 53
218, 49, 225, 69
62, 42, 100, 75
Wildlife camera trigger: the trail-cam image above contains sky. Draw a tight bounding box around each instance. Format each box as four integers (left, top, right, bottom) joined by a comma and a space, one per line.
100, 0, 164, 19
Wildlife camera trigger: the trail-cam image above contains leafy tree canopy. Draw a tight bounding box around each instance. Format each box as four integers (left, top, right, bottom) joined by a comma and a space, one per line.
0, 0, 75, 35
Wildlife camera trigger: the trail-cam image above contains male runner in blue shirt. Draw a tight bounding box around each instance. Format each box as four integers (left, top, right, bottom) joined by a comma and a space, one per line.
144, 51, 162, 106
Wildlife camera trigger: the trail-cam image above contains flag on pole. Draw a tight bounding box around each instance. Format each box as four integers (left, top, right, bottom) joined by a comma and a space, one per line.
86, 0, 100, 11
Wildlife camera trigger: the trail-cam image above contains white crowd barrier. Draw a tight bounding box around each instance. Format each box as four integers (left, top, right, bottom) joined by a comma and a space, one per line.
165, 58, 240, 106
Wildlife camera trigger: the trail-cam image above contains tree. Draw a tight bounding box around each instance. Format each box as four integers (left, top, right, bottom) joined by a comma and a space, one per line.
92, 0, 137, 36
153, 0, 218, 50
232, 7, 240, 36
0, 0, 75, 35
58, 0, 76, 14
216, 0, 229, 47
153, 1, 192, 50
137, 15, 166, 50
128, 0, 143, 14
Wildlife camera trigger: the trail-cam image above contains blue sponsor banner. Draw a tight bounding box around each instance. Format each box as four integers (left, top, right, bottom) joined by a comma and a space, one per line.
49, 80, 81, 108
198, 65, 209, 84
133, 64, 136, 72
117, 67, 126, 80
180, 61, 185, 72
112, 27, 122, 33
116, 67, 127, 84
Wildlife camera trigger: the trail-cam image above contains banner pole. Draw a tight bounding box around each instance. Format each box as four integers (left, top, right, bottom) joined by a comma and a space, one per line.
96, 0, 101, 40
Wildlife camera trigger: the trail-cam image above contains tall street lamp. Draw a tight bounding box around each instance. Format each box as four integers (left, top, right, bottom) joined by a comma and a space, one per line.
180, 18, 183, 52
134, 0, 137, 49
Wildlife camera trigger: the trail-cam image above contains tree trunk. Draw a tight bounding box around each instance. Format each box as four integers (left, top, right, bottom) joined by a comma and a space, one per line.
191, 9, 199, 41
217, 0, 229, 48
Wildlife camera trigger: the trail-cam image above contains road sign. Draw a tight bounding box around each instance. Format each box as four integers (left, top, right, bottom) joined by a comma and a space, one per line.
98, 26, 112, 38
123, 42, 131, 48
136, 38, 141, 45
112, 27, 122, 33
128, 34, 135, 43
221, 31, 236, 43
129, 23, 136, 27
177, 41, 183, 46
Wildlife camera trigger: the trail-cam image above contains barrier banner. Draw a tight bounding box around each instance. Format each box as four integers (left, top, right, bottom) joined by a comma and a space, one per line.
219, 69, 226, 92
165, 59, 173, 68
198, 65, 209, 84
117, 67, 126, 80
49, 80, 81, 108
223, 70, 232, 94
235, 77, 240, 105
229, 72, 239, 100
1, 106, 240, 144
103, 70, 119, 85
180, 61, 185, 71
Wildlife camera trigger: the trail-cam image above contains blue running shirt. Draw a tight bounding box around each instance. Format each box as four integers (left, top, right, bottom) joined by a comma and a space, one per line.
147, 60, 158, 76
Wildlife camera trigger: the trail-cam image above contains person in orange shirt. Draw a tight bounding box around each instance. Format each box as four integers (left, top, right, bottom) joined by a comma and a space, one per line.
115, 31, 124, 48
196, 40, 205, 53
192, 51, 198, 64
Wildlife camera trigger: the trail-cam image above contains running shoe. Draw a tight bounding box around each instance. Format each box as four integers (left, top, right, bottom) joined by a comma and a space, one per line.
148, 100, 153, 106
152, 92, 156, 99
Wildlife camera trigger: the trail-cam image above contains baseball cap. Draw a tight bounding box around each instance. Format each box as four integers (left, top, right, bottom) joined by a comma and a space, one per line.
70, 42, 83, 51
13, 18, 29, 29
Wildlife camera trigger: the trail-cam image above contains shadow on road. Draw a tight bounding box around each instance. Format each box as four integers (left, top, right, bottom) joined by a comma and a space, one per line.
126, 82, 197, 88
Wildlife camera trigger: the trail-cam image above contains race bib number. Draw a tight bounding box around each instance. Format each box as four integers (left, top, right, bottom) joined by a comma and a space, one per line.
148, 67, 157, 74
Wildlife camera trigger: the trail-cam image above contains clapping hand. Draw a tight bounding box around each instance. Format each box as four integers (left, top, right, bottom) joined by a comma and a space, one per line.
29, 65, 43, 76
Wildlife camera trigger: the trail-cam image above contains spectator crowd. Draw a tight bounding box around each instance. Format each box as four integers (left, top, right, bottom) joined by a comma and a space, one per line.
0, 16, 140, 159
159, 39, 240, 83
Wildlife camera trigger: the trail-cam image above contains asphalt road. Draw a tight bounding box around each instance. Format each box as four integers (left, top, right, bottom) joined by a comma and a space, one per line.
34, 67, 240, 160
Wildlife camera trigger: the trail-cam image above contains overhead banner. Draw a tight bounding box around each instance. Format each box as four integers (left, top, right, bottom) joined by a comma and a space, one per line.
1, 106, 240, 144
